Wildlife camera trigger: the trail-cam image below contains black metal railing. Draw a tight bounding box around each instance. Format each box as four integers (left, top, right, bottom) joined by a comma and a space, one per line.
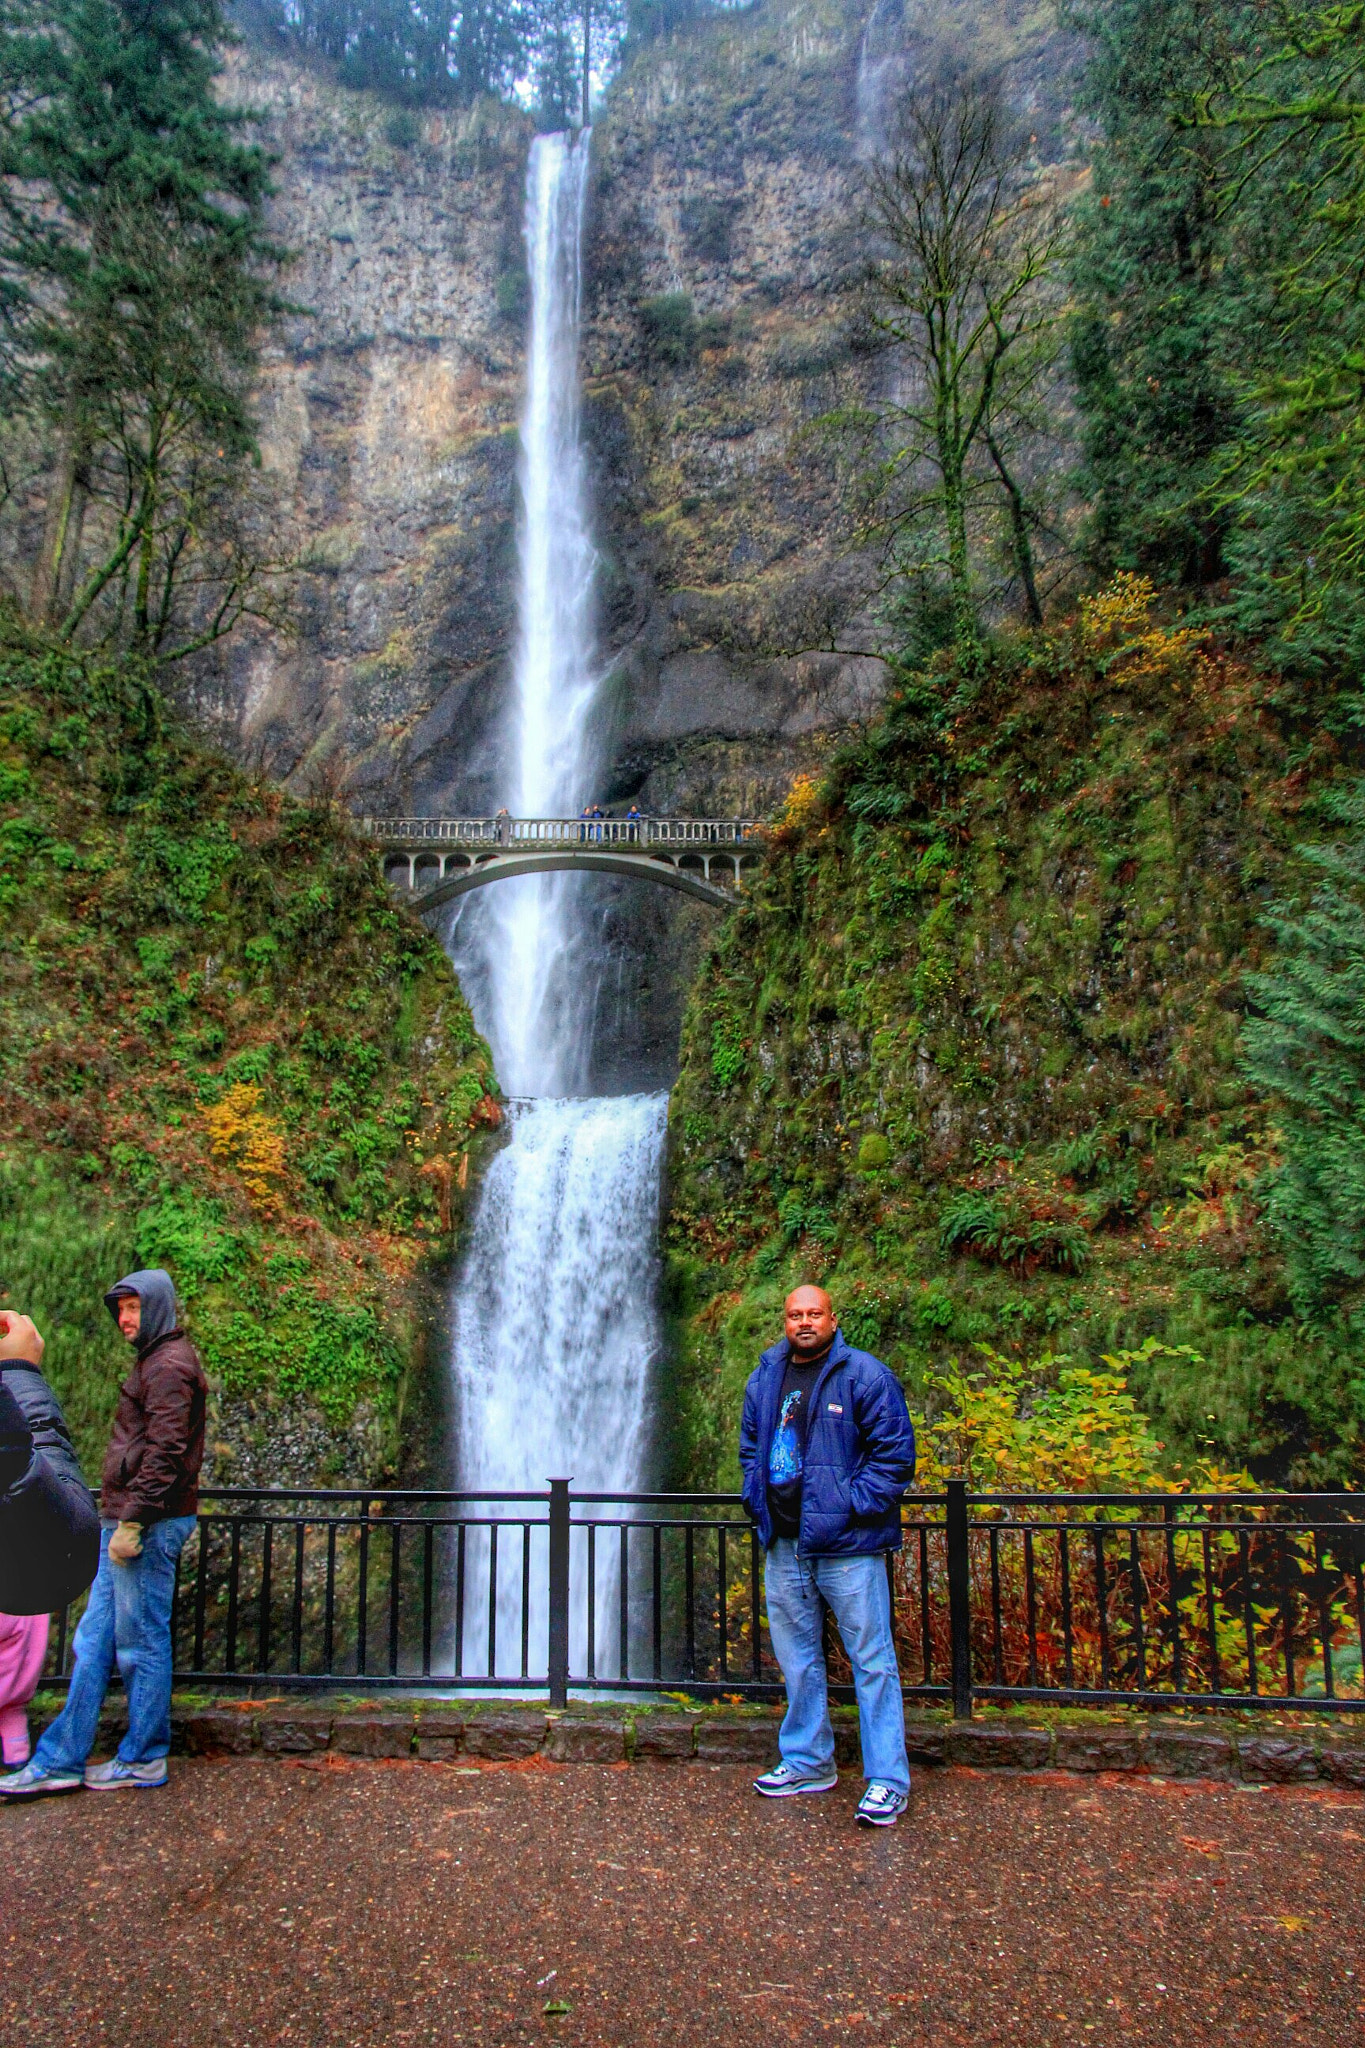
43, 1483, 1365, 1713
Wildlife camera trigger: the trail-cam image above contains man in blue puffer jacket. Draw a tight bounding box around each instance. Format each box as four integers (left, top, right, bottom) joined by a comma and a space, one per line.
740, 1284, 916, 1826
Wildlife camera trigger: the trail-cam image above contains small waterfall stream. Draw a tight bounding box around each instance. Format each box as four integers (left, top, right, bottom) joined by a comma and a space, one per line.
855, 0, 907, 158
443, 129, 665, 1680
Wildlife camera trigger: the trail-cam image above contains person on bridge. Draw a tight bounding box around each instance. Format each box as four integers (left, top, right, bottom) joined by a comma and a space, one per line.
494, 807, 512, 847
739, 1284, 916, 1826
1, 1270, 207, 1800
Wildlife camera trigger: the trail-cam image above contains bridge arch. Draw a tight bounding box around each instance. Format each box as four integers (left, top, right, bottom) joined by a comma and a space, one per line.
371, 816, 763, 914
402, 847, 741, 912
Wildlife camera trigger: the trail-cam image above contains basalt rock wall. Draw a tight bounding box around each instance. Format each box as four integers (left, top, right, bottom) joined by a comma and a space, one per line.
192, 0, 1075, 823
583, 0, 1079, 815
186, 50, 532, 809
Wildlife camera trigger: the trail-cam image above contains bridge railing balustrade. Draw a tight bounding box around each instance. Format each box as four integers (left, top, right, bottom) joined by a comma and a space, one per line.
360, 816, 760, 851
41, 1486, 1365, 1711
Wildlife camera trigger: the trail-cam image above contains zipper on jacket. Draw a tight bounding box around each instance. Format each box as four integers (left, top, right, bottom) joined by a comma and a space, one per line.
795, 1350, 845, 1558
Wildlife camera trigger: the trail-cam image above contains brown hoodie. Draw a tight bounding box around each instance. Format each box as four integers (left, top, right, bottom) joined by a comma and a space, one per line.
100, 1270, 207, 1525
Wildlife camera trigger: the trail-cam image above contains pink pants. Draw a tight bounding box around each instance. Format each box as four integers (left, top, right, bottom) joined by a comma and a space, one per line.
0, 1611, 50, 1764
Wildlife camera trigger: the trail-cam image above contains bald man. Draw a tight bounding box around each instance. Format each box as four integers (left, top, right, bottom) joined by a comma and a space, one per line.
739, 1285, 916, 1825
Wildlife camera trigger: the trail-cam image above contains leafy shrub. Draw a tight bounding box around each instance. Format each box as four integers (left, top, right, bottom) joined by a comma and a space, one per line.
916, 1341, 1229, 1491
496, 268, 529, 325
939, 1187, 1089, 1275
914, 1281, 956, 1333
203, 1084, 288, 1215
0, 1153, 134, 1476
385, 108, 421, 149
0, 622, 495, 1481
680, 195, 733, 264
711, 1021, 746, 1090
138, 1193, 246, 1286
769, 323, 848, 379
640, 292, 698, 365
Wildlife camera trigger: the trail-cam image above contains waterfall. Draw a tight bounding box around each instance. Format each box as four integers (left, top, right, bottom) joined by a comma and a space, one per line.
855, 0, 905, 159
443, 129, 666, 1681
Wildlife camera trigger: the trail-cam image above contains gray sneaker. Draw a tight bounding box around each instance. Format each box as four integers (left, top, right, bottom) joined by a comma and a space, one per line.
0, 1759, 83, 1798
84, 1756, 168, 1791
753, 1760, 838, 1798
855, 1781, 909, 1827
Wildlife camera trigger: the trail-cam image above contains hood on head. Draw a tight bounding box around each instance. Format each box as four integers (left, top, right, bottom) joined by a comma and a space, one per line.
104, 1268, 178, 1351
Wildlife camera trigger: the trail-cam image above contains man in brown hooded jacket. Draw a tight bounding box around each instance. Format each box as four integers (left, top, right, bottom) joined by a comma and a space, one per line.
0, 1269, 207, 1798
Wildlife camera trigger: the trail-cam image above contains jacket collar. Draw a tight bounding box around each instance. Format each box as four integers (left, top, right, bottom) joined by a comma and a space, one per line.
136, 1327, 184, 1362
761, 1328, 851, 1377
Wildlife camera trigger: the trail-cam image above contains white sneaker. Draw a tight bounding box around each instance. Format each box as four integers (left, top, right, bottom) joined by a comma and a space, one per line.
753, 1760, 838, 1797
84, 1756, 169, 1790
855, 1781, 909, 1826
0, 1759, 82, 1798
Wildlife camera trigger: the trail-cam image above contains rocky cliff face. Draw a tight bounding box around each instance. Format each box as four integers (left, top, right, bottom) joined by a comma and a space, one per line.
188, 50, 532, 810
194, 0, 1075, 822
584, 0, 1079, 815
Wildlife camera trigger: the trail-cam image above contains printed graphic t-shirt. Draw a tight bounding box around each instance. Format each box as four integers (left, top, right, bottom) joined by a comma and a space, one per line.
766, 1354, 829, 1539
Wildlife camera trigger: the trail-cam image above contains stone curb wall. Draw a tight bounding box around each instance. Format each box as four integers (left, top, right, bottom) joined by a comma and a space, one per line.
139, 1704, 1365, 1788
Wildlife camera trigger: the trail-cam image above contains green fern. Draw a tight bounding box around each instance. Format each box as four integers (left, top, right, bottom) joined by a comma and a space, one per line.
1243, 778, 1365, 1312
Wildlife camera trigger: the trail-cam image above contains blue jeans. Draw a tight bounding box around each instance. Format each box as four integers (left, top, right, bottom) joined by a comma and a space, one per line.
764, 1540, 910, 1795
35, 1517, 195, 1770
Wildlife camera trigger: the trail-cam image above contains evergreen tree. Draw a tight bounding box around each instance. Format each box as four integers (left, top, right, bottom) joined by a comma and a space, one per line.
1188, 0, 1365, 667
265, 0, 556, 108
1065, 0, 1247, 588
448, 0, 529, 105
0, 0, 285, 654
1243, 781, 1365, 1314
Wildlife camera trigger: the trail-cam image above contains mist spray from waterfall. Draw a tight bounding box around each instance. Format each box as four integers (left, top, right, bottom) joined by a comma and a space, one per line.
444, 129, 665, 1679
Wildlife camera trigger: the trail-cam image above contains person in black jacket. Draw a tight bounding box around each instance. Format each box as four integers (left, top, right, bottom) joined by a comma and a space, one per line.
0, 1312, 99, 1617
1, 1270, 205, 1800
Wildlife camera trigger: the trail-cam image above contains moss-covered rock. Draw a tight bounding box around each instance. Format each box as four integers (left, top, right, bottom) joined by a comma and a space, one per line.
665, 590, 1365, 1489
0, 617, 496, 1486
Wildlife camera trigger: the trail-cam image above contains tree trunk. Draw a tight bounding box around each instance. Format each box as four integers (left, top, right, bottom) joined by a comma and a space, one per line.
938, 430, 978, 648
986, 428, 1043, 625
30, 446, 90, 624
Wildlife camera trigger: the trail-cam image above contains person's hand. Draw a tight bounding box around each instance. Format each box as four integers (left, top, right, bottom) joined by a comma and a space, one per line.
108, 1521, 144, 1564
0, 1312, 44, 1367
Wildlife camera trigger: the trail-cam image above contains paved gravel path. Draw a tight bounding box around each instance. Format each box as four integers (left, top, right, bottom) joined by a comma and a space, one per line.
2, 1756, 1361, 2047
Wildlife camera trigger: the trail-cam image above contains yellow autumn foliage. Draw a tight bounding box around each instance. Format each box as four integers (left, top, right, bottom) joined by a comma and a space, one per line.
915, 1341, 1251, 1495
1077, 571, 1206, 681
203, 1082, 288, 1215
1077, 570, 1161, 643
778, 772, 823, 832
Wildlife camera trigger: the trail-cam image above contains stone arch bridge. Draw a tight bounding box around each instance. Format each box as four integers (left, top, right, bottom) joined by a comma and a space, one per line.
362, 816, 764, 912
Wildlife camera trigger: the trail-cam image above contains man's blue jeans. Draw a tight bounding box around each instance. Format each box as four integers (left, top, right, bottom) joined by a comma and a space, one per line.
764, 1540, 910, 1795
34, 1516, 195, 1771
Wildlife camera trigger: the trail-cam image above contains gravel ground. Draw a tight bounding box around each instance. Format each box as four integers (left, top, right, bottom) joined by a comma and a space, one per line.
2, 1756, 1361, 2047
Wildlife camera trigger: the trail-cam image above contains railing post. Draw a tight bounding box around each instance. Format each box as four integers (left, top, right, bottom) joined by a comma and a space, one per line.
946, 1478, 973, 1719
548, 1478, 571, 1709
